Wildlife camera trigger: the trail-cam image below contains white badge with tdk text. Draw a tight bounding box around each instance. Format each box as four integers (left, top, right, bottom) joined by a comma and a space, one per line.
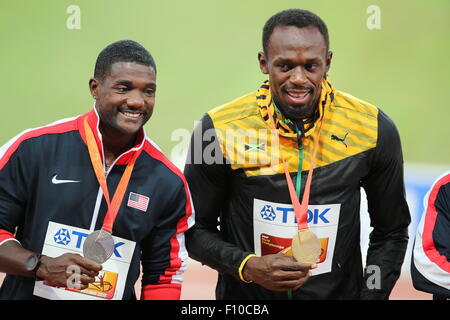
33, 221, 136, 300
253, 198, 341, 276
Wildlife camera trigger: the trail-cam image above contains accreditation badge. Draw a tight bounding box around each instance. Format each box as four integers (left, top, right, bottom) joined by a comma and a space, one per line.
253, 198, 341, 276
33, 221, 136, 300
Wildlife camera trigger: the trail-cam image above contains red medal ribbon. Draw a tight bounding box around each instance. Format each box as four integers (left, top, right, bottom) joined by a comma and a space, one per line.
267, 108, 323, 231
83, 117, 140, 233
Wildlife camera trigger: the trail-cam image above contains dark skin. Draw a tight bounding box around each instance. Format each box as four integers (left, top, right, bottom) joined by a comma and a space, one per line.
0, 61, 157, 289
243, 253, 317, 291
242, 25, 332, 291
258, 25, 332, 120
0, 241, 101, 289
89, 61, 157, 167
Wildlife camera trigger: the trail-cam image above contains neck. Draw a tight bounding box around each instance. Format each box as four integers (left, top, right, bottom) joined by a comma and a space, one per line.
99, 126, 138, 167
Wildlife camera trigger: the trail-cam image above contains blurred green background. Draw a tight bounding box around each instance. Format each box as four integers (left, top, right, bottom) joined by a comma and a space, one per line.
0, 0, 449, 164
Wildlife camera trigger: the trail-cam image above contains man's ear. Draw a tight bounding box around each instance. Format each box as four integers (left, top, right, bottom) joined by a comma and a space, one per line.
325, 50, 333, 74
89, 78, 100, 99
258, 51, 269, 75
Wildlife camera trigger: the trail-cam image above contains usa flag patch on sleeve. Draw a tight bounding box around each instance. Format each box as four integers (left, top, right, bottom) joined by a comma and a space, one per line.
127, 192, 149, 212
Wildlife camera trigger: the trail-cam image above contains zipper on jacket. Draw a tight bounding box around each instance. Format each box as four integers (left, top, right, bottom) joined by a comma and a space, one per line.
294, 120, 305, 149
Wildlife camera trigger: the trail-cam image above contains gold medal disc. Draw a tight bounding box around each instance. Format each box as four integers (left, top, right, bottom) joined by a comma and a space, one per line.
291, 229, 321, 263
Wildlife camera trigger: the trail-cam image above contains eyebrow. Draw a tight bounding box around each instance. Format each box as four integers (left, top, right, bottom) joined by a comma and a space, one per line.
274, 56, 322, 64
114, 80, 156, 87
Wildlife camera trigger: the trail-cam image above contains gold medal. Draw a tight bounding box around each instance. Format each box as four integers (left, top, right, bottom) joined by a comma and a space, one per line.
291, 229, 321, 263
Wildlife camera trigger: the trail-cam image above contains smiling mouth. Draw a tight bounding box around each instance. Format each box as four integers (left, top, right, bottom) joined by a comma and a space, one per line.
284, 88, 313, 102
287, 90, 310, 99
120, 110, 144, 119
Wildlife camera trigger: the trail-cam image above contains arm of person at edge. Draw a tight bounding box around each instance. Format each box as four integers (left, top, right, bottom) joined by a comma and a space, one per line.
0, 141, 102, 290
183, 114, 315, 292
360, 110, 411, 299
410, 173, 450, 299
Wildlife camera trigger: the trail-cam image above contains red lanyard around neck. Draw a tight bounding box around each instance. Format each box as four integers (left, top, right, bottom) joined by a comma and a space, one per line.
267, 107, 323, 231
83, 117, 140, 233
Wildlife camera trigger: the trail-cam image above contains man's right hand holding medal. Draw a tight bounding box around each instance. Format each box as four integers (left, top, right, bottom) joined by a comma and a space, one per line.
242, 253, 317, 291
0, 241, 102, 290
36, 253, 102, 290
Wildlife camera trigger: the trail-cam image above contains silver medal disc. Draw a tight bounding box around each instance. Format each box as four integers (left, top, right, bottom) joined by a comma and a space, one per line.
83, 229, 115, 264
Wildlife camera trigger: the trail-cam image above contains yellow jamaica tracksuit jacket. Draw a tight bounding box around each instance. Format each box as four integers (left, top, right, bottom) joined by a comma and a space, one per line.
184, 79, 410, 300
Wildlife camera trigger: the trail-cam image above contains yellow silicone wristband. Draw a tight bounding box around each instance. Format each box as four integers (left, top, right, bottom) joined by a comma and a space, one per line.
238, 254, 257, 283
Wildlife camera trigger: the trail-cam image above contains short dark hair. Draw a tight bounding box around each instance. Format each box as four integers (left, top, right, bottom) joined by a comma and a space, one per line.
262, 9, 330, 54
94, 40, 157, 80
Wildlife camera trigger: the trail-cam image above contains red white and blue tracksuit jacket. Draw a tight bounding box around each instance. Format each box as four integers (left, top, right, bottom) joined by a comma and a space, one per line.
0, 108, 194, 300
411, 172, 450, 298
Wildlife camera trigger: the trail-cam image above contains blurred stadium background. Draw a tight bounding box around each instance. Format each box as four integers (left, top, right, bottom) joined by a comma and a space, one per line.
0, 0, 449, 299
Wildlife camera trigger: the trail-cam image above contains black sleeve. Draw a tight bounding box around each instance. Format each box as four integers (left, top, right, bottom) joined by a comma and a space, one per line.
0, 140, 31, 240
411, 176, 450, 298
360, 109, 411, 299
184, 114, 253, 279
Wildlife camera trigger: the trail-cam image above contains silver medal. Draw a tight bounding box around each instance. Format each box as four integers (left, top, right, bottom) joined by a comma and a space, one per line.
83, 229, 115, 264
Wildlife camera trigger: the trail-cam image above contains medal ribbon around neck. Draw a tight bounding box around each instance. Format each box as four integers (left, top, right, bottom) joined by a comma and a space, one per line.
83, 117, 140, 233
267, 106, 323, 231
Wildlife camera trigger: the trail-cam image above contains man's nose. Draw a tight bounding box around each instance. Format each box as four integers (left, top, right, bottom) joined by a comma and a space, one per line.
126, 91, 145, 108
289, 66, 308, 85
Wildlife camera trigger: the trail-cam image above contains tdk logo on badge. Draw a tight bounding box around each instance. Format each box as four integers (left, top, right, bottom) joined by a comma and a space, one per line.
259, 205, 331, 225
254, 199, 340, 227
276, 207, 331, 224
260, 205, 276, 221
52, 227, 125, 258
53, 228, 71, 245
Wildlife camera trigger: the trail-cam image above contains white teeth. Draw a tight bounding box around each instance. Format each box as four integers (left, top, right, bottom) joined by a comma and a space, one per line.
123, 111, 141, 118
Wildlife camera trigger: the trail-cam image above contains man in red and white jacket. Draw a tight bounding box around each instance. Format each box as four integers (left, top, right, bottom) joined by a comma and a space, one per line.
411, 171, 450, 299
0, 40, 194, 300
